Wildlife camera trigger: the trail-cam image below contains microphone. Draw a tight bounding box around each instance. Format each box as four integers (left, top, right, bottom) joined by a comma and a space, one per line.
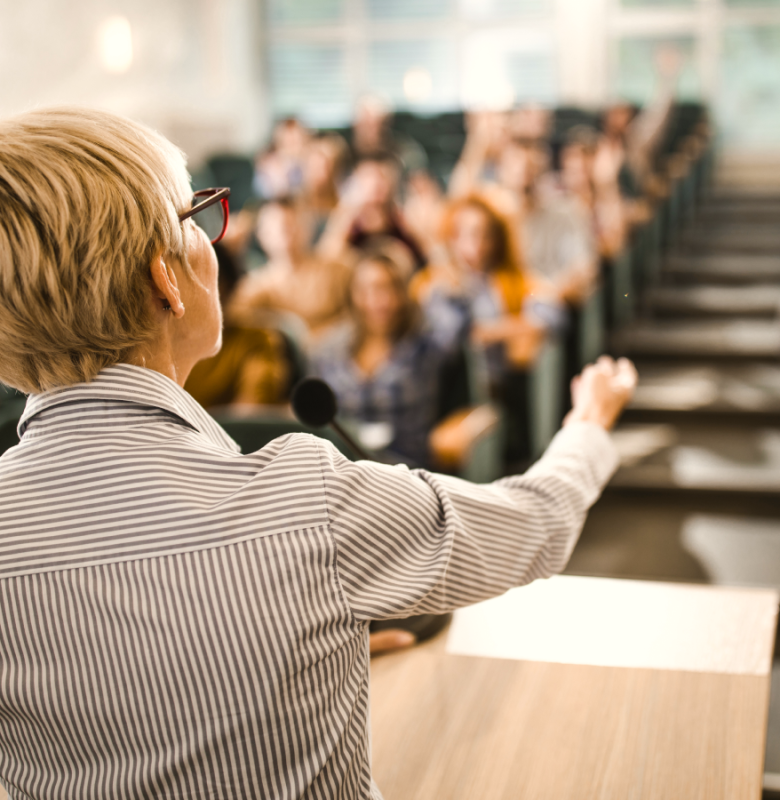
291, 378, 373, 462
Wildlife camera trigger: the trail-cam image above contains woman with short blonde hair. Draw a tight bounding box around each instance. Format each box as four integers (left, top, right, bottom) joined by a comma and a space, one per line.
0, 107, 633, 800
0, 107, 194, 392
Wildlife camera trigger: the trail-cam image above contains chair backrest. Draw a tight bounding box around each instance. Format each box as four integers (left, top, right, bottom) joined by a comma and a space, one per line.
528, 337, 565, 459
206, 154, 256, 211
0, 398, 25, 458
436, 343, 491, 421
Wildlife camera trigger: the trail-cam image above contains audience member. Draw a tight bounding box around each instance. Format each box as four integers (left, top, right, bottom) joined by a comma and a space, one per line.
601, 102, 642, 197
299, 133, 348, 247
601, 45, 684, 206
312, 252, 453, 468
449, 110, 510, 198
229, 197, 351, 342
185, 244, 290, 408
560, 125, 628, 259
402, 169, 447, 263
253, 117, 310, 200
508, 104, 553, 143
524, 181, 599, 309
347, 95, 428, 174
412, 194, 544, 380
317, 155, 426, 269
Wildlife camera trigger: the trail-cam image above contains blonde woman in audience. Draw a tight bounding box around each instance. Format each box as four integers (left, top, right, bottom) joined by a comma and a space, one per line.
228, 196, 351, 343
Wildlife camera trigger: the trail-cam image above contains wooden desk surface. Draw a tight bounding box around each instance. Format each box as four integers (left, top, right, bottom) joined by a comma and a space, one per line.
371, 578, 779, 800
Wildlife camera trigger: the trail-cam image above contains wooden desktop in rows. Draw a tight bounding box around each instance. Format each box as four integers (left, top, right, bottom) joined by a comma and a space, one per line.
371, 577, 778, 800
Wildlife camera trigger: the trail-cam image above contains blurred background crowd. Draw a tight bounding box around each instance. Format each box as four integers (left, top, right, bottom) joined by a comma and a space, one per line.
3, 0, 774, 479
182, 46, 705, 474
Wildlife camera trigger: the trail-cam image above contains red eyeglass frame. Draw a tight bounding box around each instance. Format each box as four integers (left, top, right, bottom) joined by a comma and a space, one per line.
178, 187, 231, 244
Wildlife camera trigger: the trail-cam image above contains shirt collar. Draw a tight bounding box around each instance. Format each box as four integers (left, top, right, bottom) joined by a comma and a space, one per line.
19, 364, 240, 454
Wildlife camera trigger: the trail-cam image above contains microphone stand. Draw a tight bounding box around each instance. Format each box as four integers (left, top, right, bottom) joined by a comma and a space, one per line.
291, 377, 376, 462
329, 419, 373, 462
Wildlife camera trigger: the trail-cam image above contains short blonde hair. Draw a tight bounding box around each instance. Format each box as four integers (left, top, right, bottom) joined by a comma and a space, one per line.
0, 107, 192, 393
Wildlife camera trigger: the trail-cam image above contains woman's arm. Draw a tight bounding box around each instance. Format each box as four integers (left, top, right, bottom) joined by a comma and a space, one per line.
319, 358, 635, 621
448, 112, 498, 198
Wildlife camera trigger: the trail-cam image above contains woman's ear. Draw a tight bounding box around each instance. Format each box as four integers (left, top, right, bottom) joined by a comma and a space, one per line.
150, 254, 185, 319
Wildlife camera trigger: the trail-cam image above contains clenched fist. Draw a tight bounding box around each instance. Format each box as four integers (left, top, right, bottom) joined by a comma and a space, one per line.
564, 356, 638, 431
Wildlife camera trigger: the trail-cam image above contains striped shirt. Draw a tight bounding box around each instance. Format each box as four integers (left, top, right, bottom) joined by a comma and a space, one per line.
0, 364, 618, 799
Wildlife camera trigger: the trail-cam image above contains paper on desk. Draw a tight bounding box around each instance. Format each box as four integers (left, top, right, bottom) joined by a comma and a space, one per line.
446, 575, 778, 675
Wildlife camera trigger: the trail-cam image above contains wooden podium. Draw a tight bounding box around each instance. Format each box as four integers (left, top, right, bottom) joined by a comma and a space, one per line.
370, 576, 778, 800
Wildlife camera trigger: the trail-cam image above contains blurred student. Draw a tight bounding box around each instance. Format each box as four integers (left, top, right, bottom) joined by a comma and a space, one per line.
318, 154, 426, 269
347, 95, 428, 174
313, 252, 453, 468
253, 117, 310, 200
412, 194, 545, 381
508, 104, 553, 142
402, 169, 447, 264
449, 110, 511, 198
229, 197, 351, 342
559, 125, 628, 260
601, 45, 684, 210
185, 244, 290, 408
413, 194, 557, 463
299, 133, 348, 247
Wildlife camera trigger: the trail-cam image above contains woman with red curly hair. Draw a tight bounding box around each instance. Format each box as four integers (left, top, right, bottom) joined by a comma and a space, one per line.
411, 193, 547, 378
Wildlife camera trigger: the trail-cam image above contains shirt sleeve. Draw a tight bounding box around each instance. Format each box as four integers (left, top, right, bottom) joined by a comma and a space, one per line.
316, 421, 619, 620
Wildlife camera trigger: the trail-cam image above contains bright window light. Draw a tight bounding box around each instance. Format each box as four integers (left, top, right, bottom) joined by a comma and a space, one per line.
97, 16, 133, 74
402, 66, 433, 103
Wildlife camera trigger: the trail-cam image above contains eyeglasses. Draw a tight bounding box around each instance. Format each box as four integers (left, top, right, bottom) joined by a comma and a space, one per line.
178, 187, 231, 244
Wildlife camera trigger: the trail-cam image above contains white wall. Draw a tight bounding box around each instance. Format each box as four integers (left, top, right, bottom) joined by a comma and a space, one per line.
0, 0, 269, 167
